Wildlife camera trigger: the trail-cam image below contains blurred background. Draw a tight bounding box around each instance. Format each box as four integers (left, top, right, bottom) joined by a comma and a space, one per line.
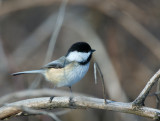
0, 0, 160, 121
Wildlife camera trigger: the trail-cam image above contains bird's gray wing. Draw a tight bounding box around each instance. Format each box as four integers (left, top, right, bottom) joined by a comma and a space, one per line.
42, 56, 70, 69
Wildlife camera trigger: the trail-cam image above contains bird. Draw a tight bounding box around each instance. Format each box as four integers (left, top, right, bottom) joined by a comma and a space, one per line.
12, 42, 95, 102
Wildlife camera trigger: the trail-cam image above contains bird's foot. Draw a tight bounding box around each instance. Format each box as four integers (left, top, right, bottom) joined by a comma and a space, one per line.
69, 96, 75, 108
49, 96, 55, 103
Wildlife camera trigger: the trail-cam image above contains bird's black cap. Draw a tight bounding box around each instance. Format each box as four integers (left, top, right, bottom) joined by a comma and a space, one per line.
67, 42, 94, 54
66, 42, 95, 64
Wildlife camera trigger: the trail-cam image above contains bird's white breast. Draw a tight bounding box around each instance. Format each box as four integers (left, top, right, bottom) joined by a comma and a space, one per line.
45, 62, 90, 87
65, 62, 90, 86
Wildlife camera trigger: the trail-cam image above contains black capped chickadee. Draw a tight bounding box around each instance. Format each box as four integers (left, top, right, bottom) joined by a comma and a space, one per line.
12, 42, 95, 102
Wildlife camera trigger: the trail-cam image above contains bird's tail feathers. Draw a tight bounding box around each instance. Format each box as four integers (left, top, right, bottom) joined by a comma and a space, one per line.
11, 70, 44, 76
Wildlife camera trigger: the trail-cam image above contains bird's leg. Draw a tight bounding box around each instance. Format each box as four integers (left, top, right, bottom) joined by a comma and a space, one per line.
49, 87, 56, 103
69, 86, 73, 99
69, 86, 72, 94
68, 86, 74, 107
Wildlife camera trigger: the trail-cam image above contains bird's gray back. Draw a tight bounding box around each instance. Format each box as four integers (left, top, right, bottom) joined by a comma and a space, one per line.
42, 56, 71, 69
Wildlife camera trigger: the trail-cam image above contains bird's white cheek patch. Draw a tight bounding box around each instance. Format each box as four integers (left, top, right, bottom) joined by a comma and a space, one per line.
67, 51, 91, 62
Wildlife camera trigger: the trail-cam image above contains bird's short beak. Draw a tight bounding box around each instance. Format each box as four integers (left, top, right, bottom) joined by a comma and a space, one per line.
91, 49, 96, 53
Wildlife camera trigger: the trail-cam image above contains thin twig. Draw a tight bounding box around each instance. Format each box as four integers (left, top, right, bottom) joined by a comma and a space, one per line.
93, 62, 97, 84
156, 80, 160, 109
94, 62, 107, 104
133, 69, 160, 106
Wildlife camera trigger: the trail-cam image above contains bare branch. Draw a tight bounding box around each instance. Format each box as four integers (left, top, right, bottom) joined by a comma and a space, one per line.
1, 69, 160, 120
12, 106, 61, 121
0, 96, 160, 120
0, 88, 90, 105
133, 69, 160, 106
